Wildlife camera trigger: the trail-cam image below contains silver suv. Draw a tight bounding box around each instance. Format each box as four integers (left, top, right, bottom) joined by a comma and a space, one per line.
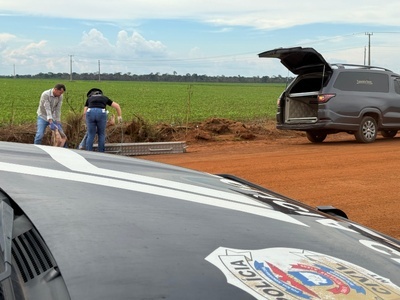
259, 47, 400, 143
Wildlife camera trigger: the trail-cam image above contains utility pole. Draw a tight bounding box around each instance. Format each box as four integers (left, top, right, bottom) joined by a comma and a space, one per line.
363, 46, 366, 65
69, 55, 74, 81
365, 32, 373, 66
98, 60, 101, 81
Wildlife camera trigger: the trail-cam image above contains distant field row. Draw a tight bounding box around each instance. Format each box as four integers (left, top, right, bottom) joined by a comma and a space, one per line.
0, 79, 284, 125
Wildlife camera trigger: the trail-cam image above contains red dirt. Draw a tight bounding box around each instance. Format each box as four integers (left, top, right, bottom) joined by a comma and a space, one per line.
139, 120, 400, 240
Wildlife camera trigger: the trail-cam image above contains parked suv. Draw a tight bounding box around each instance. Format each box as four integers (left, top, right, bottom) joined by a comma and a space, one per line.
259, 47, 400, 143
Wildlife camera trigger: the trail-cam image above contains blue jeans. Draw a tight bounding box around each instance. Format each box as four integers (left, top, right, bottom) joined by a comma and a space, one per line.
34, 116, 50, 144
86, 108, 107, 152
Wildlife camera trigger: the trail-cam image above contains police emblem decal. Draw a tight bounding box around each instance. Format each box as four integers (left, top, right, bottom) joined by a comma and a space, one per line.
205, 247, 400, 299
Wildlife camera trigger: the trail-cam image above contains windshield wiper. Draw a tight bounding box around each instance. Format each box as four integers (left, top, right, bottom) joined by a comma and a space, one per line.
0, 201, 13, 282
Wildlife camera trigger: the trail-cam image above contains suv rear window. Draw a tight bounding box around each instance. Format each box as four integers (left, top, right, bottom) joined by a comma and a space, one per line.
333, 72, 389, 93
290, 75, 329, 93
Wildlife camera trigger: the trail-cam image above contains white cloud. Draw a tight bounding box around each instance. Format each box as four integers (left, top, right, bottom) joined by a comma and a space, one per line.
116, 31, 167, 57
0, 33, 16, 43
0, 33, 16, 53
78, 29, 115, 56
2, 0, 400, 29
3, 40, 47, 62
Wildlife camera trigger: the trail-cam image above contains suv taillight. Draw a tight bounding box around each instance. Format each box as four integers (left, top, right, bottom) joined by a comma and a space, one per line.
277, 93, 284, 106
318, 94, 336, 103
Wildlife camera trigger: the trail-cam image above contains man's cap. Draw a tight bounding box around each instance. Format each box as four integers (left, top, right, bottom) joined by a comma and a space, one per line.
87, 88, 103, 97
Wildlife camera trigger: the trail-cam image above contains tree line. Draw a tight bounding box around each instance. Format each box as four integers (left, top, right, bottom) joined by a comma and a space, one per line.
1, 72, 293, 84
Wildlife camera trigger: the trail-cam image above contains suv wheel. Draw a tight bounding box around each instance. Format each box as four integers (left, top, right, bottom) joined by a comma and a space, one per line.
306, 131, 327, 143
355, 116, 377, 143
381, 130, 398, 138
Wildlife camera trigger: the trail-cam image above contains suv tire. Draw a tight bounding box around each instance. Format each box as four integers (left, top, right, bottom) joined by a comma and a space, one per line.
306, 131, 327, 143
381, 130, 398, 138
355, 116, 377, 143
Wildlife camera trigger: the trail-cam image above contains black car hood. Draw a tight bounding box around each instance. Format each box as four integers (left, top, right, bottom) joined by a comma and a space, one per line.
0, 142, 399, 300
258, 47, 332, 75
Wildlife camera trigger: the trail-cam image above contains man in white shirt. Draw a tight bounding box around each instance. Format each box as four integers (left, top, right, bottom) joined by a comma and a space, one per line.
34, 83, 66, 145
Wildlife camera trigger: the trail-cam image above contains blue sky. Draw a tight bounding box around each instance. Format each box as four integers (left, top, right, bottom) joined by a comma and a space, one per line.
1, 0, 400, 77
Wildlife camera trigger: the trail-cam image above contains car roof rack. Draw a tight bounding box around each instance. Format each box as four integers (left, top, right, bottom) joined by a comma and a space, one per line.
330, 63, 392, 72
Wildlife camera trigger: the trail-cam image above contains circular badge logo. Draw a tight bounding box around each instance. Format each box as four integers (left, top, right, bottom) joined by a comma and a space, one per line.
205, 247, 400, 299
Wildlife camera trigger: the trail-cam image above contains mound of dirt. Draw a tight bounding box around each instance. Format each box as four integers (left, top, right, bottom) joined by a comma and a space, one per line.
0, 118, 303, 146
158, 118, 304, 144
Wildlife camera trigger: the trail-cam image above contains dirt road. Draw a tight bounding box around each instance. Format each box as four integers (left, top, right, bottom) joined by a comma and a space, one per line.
140, 133, 400, 239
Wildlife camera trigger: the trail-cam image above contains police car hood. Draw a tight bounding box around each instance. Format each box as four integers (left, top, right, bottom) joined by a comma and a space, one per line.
258, 47, 332, 75
0, 142, 399, 300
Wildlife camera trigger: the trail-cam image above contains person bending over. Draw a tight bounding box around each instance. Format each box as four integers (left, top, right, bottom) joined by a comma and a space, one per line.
83, 88, 122, 152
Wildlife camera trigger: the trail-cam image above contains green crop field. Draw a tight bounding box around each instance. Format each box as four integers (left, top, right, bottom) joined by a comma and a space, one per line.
0, 78, 284, 125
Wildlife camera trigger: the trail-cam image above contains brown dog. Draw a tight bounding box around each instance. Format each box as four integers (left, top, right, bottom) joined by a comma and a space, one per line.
51, 128, 67, 147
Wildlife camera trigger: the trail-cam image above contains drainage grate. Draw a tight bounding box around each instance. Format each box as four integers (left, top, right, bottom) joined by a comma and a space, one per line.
12, 229, 54, 282
93, 141, 187, 156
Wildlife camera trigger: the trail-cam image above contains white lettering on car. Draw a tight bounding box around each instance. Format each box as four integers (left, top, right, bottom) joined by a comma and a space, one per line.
221, 178, 366, 234
359, 240, 400, 265
315, 218, 357, 233
357, 79, 373, 85
272, 200, 322, 217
